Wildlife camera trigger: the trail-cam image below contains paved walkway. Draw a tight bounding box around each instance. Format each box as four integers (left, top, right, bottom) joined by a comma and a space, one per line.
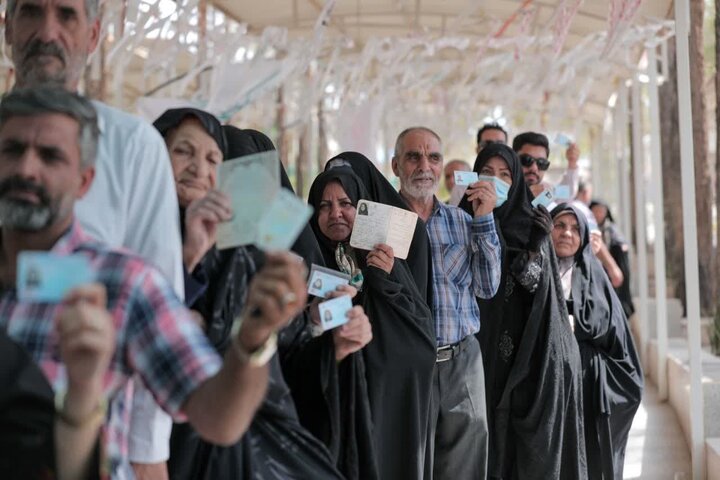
623, 382, 692, 479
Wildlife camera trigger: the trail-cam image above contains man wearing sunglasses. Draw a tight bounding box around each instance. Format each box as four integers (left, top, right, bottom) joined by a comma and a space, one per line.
512, 131, 580, 198
476, 122, 508, 153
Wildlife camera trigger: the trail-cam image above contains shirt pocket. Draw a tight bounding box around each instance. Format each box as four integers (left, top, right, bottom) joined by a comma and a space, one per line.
441, 243, 471, 288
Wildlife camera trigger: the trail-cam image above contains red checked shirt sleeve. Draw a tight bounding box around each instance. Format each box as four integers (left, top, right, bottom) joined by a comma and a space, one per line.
123, 266, 222, 420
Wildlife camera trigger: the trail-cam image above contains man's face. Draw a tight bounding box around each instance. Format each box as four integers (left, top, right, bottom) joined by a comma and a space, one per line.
443, 161, 470, 192
392, 130, 443, 201
6, 0, 100, 89
476, 128, 506, 153
517, 144, 549, 186
0, 113, 94, 231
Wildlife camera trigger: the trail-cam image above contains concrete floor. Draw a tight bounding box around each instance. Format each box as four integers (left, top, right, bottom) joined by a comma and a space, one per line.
623, 382, 692, 479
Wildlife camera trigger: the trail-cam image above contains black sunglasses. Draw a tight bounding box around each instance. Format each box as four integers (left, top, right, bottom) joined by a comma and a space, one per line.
519, 154, 550, 171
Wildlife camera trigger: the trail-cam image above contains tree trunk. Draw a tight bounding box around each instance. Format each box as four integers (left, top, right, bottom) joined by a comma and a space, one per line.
660, 1, 714, 315
690, 0, 714, 315
715, 0, 720, 318
660, 40, 686, 308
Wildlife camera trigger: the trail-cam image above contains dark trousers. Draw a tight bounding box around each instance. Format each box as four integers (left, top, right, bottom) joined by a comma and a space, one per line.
428, 335, 488, 479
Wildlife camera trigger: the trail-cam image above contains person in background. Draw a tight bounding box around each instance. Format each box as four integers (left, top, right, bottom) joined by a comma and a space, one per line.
550, 204, 643, 480
590, 200, 635, 318
476, 122, 508, 152
458, 144, 587, 480
512, 131, 580, 199
392, 126, 502, 479
443, 159, 471, 193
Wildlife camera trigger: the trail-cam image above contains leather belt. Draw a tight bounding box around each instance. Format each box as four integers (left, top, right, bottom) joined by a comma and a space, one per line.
436, 336, 471, 363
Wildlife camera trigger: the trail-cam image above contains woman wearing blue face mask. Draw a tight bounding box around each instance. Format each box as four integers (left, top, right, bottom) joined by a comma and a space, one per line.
460, 144, 587, 480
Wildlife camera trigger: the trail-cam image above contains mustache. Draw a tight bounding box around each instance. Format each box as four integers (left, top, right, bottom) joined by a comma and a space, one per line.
22, 40, 66, 65
410, 172, 435, 182
0, 176, 50, 205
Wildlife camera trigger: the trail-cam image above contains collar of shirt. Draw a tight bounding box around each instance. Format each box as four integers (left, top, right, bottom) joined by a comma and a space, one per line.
48, 219, 94, 256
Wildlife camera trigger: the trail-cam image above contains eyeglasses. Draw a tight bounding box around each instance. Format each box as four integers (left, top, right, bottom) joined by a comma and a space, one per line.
478, 139, 506, 149
519, 154, 550, 171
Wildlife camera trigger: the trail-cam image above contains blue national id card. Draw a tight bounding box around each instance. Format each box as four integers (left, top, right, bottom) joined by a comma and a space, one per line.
532, 188, 555, 208
454, 171, 478, 187
554, 185, 572, 201
17, 251, 93, 303
308, 264, 351, 298
256, 189, 314, 251
555, 133, 572, 147
318, 295, 353, 331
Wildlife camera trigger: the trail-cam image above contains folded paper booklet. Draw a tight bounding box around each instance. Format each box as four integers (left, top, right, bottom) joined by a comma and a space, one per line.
17, 252, 94, 303
216, 151, 313, 251
349, 200, 418, 260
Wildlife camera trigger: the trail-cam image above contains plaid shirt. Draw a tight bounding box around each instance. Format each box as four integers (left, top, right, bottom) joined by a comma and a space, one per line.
0, 220, 222, 478
426, 199, 502, 345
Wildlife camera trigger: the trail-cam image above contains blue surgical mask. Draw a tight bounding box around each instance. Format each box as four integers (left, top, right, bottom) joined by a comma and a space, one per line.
478, 174, 511, 208
493, 177, 510, 208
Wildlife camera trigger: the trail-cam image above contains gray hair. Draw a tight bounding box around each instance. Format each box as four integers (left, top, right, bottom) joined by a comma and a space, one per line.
393, 126, 443, 158
6, 0, 99, 21
0, 88, 99, 168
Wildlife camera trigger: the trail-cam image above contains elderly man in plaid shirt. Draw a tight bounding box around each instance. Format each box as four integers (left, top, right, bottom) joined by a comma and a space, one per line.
393, 127, 502, 479
0, 87, 308, 479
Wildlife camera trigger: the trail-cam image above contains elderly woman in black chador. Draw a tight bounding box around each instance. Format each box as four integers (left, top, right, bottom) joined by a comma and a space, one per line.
152, 111, 343, 480
459, 143, 587, 479
304, 161, 436, 480
551, 203, 643, 480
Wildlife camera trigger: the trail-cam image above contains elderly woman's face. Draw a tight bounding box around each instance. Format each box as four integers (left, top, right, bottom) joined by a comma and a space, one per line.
166, 117, 223, 208
317, 181, 356, 243
478, 156, 513, 186
551, 212, 582, 258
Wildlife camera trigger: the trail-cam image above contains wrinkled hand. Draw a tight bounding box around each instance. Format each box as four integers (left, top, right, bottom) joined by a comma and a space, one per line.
466, 179, 497, 217
527, 205, 553, 252
366, 244, 394, 274
333, 305, 373, 362
566, 143, 580, 169
57, 283, 115, 392
237, 252, 308, 351
183, 190, 233, 271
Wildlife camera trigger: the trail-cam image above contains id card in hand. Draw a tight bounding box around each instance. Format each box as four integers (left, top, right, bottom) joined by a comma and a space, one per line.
256, 189, 314, 251
454, 171, 478, 187
318, 295, 353, 331
17, 252, 93, 302
308, 264, 351, 298
532, 188, 555, 208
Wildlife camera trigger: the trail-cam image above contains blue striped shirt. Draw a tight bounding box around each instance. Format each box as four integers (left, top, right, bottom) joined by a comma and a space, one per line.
426, 199, 502, 345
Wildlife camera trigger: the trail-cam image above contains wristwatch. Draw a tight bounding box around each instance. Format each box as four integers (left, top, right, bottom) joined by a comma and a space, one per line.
232, 331, 278, 367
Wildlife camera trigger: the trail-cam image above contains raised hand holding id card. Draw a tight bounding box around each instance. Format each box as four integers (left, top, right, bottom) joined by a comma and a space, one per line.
454, 171, 478, 187
318, 295, 353, 331
216, 151, 280, 249
349, 200, 418, 260
17, 252, 94, 302
532, 187, 555, 208
308, 264, 351, 298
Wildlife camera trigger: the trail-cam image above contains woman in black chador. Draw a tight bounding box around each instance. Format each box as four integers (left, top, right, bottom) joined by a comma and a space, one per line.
551, 204, 643, 480
153, 110, 343, 480
305, 164, 436, 480
459, 143, 587, 479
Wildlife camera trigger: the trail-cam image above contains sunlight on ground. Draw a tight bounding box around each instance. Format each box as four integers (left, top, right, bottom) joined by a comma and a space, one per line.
624, 402, 648, 479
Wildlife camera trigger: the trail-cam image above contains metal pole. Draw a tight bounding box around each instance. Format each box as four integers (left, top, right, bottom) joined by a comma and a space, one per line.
631, 79, 649, 368
618, 84, 633, 245
674, 0, 706, 477
646, 45, 669, 401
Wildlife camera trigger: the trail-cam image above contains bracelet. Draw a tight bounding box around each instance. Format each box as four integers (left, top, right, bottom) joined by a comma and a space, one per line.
231, 331, 278, 367
55, 391, 107, 428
